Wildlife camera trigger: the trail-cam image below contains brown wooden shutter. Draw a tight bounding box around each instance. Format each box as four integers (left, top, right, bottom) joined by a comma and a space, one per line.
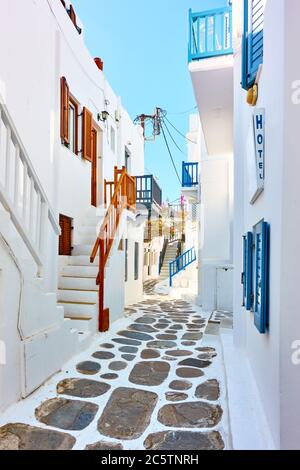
68, 5, 77, 27
59, 214, 73, 256
82, 107, 93, 161
60, 77, 69, 145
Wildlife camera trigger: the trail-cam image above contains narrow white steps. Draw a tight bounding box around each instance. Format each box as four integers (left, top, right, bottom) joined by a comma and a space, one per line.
58, 276, 97, 291
58, 289, 98, 304
61, 265, 98, 278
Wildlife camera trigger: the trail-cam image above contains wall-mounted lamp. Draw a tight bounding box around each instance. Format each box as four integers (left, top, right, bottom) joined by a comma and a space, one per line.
97, 110, 109, 122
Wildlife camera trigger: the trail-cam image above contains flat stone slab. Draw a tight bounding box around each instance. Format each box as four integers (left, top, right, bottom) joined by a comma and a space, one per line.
35, 398, 98, 431
92, 351, 115, 360
128, 323, 157, 333
144, 431, 224, 450
158, 402, 223, 428
100, 343, 115, 349
182, 333, 203, 341
141, 349, 160, 359
76, 361, 101, 375
181, 341, 196, 346
109, 361, 127, 371
117, 330, 154, 342
0, 423, 75, 450
195, 380, 220, 401
156, 334, 177, 341
121, 354, 136, 361
196, 347, 217, 354
135, 316, 156, 324
129, 361, 170, 386
86, 441, 124, 450
176, 367, 204, 379
112, 338, 141, 346
98, 387, 158, 440
166, 350, 193, 357
169, 380, 192, 391
100, 373, 118, 380
165, 392, 188, 402
147, 340, 177, 350
57, 378, 110, 398
178, 358, 212, 369
119, 346, 138, 353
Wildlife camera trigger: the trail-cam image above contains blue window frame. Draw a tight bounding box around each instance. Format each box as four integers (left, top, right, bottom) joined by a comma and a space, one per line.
242, 232, 253, 310
242, 0, 265, 90
252, 220, 270, 334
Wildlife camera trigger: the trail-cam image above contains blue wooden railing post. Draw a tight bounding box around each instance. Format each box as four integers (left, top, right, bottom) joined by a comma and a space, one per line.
169, 247, 197, 287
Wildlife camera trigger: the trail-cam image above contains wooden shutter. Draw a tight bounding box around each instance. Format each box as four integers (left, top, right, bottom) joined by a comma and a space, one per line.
59, 214, 73, 256
60, 77, 69, 144
253, 220, 270, 334
68, 5, 77, 27
91, 128, 97, 206
248, 0, 264, 83
82, 107, 93, 161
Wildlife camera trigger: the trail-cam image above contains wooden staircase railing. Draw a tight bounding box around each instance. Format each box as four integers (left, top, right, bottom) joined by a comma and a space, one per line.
90, 166, 136, 332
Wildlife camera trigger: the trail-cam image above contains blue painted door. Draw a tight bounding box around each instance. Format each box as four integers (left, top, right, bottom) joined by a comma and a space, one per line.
253, 220, 269, 334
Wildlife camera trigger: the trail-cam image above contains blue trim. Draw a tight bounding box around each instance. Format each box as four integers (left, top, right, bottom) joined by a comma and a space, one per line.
242, 232, 253, 310
188, 6, 233, 62
242, 0, 264, 90
182, 162, 199, 187
169, 247, 196, 287
253, 220, 270, 334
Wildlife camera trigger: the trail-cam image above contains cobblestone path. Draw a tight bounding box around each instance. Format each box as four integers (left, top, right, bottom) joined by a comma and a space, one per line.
0, 283, 227, 450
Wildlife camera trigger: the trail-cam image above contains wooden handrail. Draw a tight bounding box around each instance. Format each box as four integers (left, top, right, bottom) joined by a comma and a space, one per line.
90, 166, 136, 332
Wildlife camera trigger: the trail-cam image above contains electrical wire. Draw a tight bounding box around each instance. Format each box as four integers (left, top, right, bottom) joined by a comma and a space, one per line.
160, 118, 186, 156
164, 116, 197, 144
168, 105, 198, 116
160, 124, 182, 185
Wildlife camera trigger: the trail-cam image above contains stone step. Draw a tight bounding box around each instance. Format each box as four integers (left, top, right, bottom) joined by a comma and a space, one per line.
72, 244, 94, 256
62, 265, 98, 278
57, 289, 98, 304
59, 301, 97, 318
67, 255, 96, 266
58, 276, 97, 291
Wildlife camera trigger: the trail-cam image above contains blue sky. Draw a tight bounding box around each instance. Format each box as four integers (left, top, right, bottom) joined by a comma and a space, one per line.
72, 0, 227, 201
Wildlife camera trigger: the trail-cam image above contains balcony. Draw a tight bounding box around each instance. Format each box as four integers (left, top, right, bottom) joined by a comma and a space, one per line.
188, 6, 233, 62
182, 162, 199, 188
188, 6, 234, 156
135, 175, 162, 210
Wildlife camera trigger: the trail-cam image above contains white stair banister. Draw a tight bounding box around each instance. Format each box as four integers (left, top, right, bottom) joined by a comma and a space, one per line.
0, 98, 60, 276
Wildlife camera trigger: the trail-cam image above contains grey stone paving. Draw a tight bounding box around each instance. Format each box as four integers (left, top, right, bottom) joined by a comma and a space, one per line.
0, 282, 226, 450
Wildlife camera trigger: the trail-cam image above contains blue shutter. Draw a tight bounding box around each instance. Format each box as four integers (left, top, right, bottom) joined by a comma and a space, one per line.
242, 0, 264, 90
242, 232, 253, 310
253, 220, 269, 334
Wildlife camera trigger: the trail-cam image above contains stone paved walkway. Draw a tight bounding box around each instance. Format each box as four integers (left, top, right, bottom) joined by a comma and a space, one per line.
0, 282, 228, 450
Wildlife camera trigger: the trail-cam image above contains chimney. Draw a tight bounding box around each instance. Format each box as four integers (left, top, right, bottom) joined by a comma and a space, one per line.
94, 57, 104, 71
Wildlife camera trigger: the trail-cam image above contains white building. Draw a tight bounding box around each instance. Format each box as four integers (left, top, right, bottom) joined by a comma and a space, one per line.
188, 0, 300, 449
0, 0, 149, 413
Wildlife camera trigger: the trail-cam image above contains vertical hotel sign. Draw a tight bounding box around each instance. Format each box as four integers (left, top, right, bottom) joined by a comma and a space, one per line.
251, 109, 265, 204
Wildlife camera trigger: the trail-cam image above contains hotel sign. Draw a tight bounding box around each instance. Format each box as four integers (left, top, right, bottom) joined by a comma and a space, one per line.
248, 109, 265, 204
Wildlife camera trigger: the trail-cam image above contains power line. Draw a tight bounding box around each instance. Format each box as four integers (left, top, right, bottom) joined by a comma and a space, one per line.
160, 123, 182, 186
160, 118, 186, 156
164, 116, 197, 144
168, 105, 198, 116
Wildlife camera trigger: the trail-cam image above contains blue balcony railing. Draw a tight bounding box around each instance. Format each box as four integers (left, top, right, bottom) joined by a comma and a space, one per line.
169, 247, 197, 287
135, 175, 162, 207
188, 6, 233, 62
182, 162, 199, 188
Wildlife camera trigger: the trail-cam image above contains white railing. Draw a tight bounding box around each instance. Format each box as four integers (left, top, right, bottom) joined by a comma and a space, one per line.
0, 98, 60, 276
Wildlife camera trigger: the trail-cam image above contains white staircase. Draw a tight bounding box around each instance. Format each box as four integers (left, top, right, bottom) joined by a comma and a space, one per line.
58, 210, 104, 347
159, 242, 178, 279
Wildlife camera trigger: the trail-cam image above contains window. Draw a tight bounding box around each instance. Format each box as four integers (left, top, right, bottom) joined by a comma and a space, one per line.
125, 239, 128, 282
110, 126, 116, 153
242, 0, 265, 90
69, 97, 78, 154
125, 149, 131, 174
134, 242, 139, 281
59, 214, 73, 256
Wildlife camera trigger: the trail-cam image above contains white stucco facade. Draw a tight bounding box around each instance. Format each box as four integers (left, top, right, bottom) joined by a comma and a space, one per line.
0, 0, 145, 412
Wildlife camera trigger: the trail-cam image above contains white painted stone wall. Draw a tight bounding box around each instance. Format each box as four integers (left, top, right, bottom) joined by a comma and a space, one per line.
0, 0, 144, 411
233, 0, 300, 449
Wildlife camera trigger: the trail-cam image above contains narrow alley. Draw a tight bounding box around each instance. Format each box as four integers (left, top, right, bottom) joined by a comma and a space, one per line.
0, 281, 228, 450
